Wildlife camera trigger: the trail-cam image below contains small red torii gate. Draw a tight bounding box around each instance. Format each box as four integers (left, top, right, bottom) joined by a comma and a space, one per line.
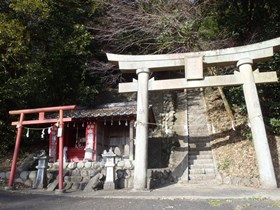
7, 105, 76, 192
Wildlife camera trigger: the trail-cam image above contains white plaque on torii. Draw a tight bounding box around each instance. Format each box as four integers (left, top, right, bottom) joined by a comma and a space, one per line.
107, 37, 280, 190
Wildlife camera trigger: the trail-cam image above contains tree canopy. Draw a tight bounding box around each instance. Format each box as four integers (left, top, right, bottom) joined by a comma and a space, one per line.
0, 0, 101, 152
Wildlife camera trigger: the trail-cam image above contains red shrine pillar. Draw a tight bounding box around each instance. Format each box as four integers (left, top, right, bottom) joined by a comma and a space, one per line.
7, 113, 24, 189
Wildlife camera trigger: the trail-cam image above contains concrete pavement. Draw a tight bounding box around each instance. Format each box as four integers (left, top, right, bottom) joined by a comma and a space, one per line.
12, 183, 280, 201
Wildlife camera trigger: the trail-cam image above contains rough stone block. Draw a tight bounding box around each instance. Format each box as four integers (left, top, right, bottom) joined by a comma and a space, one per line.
0, 172, 6, 179
24, 179, 32, 187
124, 144, 129, 157
29, 171, 37, 181
64, 182, 72, 190
79, 182, 87, 190
88, 169, 97, 177
84, 162, 92, 169
47, 180, 58, 191
77, 162, 84, 169
71, 176, 82, 183
97, 166, 103, 172
251, 178, 260, 187
64, 176, 71, 183
15, 178, 23, 184
92, 163, 98, 169
232, 177, 241, 185
81, 169, 88, 177
48, 163, 53, 169
242, 178, 251, 186
117, 161, 125, 168
114, 147, 121, 156
20, 171, 29, 181
83, 174, 101, 192
223, 176, 231, 184
101, 168, 106, 176
71, 169, 80, 176
71, 183, 80, 190
82, 176, 90, 182
124, 160, 133, 170
63, 163, 68, 169
53, 162, 59, 170
47, 172, 53, 181
67, 162, 77, 170
5, 172, 10, 179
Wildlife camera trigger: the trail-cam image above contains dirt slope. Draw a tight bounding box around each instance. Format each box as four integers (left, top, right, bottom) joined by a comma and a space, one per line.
205, 87, 280, 187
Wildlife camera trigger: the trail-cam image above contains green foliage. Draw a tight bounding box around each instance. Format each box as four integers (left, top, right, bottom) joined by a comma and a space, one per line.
218, 158, 231, 170
255, 53, 280, 135
198, 16, 219, 39
270, 118, 280, 134
9, 0, 50, 21
198, 0, 280, 42
272, 201, 280, 208
241, 126, 253, 141
0, 0, 101, 153
208, 200, 221, 207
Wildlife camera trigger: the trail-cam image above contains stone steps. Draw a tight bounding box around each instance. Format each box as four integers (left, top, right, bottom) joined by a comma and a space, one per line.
189, 154, 213, 160
189, 163, 215, 169
189, 168, 215, 174
189, 150, 212, 156
189, 174, 216, 180
188, 137, 211, 143
189, 158, 213, 165
189, 142, 211, 149
187, 89, 216, 183
169, 91, 189, 181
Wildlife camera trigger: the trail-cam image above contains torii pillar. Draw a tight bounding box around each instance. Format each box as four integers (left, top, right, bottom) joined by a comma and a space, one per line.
237, 58, 277, 188
134, 68, 150, 189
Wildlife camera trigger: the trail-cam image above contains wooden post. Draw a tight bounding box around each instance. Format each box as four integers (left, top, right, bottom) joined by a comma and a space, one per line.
58, 109, 64, 191
7, 113, 24, 188
94, 123, 98, 161
129, 120, 134, 160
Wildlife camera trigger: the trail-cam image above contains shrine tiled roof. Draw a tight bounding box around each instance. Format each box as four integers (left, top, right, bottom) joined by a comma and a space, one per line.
64, 101, 138, 119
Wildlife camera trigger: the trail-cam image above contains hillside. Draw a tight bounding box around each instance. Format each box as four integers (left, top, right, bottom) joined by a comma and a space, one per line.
205, 87, 280, 187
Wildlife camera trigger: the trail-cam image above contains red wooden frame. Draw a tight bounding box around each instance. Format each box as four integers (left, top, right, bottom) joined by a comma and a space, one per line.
8, 105, 76, 191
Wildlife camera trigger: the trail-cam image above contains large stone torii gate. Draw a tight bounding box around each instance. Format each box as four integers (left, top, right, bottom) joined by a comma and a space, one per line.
107, 37, 280, 190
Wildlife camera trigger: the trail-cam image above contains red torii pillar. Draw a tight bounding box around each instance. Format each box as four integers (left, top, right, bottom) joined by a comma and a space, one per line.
7, 105, 76, 192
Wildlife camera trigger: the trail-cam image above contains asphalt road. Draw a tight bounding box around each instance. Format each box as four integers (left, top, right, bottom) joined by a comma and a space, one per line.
0, 190, 280, 210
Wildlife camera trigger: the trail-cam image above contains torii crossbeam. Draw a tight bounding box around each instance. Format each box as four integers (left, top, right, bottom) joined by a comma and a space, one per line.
107, 37, 280, 189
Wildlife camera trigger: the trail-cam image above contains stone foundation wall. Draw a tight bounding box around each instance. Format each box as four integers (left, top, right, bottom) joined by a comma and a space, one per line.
218, 175, 260, 187
150, 92, 176, 138
48, 161, 105, 191
0, 170, 38, 188
0, 159, 137, 191
147, 169, 175, 189
114, 159, 134, 189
